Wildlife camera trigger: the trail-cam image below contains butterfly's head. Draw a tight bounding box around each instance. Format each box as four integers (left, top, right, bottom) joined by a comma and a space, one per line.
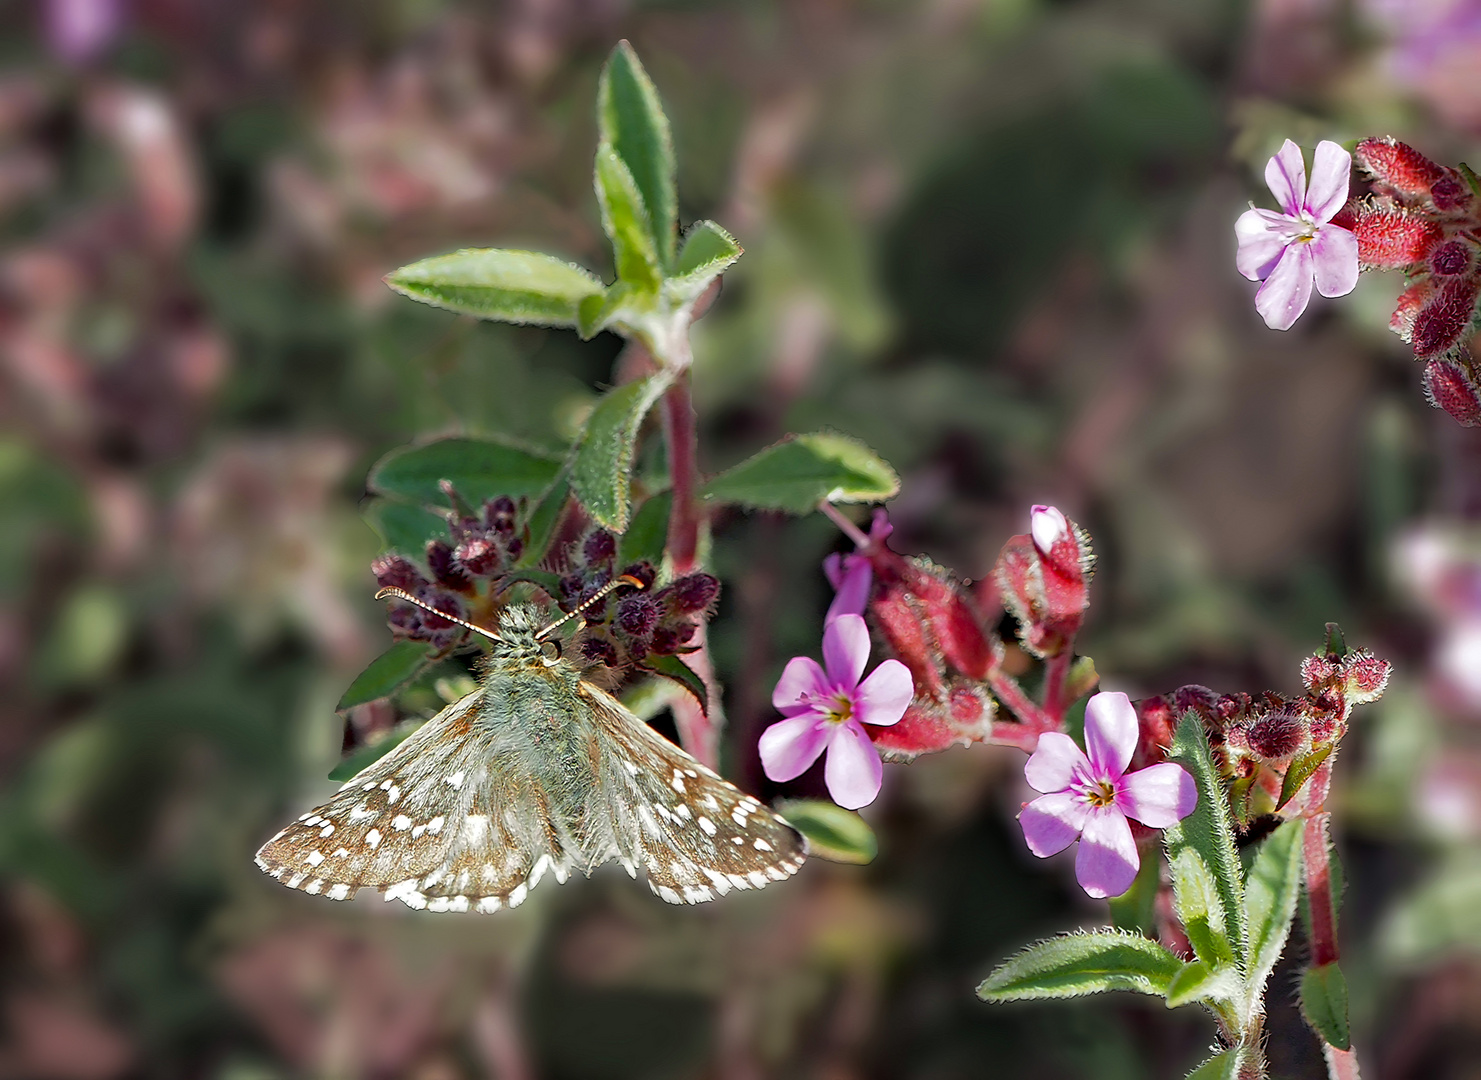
490, 604, 550, 662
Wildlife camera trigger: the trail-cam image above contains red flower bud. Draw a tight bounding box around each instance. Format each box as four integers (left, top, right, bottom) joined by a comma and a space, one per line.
1431, 240, 1474, 277
1356, 137, 1444, 197
1412, 276, 1481, 359
1344, 651, 1393, 704
1431, 172, 1474, 213
1423, 358, 1481, 427
1391, 278, 1435, 342
1246, 709, 1307, 760
1349, 201, 1443, 269
992, 506, 1094, 658
372, 553, 426, 592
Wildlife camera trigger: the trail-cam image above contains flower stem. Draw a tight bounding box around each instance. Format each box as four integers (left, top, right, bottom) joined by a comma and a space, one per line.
1042, 649, 1073, 723
662, 370, 702, 575
988, 671, 1054, 733
818, 500, 872, 548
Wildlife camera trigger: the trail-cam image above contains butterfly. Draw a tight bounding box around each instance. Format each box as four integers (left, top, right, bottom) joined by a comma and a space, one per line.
255, 581, 807, 912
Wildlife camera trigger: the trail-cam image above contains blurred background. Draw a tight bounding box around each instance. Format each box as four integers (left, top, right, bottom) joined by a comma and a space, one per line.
2, 0, 1480, 1077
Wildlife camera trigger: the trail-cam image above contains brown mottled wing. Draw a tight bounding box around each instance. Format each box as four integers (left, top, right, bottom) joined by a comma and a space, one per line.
580, 683, 808, 904
254, 689, 569, 913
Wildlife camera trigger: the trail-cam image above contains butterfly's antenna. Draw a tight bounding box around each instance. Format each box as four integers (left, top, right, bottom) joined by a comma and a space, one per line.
374, 587, 502, 642
536, 574, 644, 640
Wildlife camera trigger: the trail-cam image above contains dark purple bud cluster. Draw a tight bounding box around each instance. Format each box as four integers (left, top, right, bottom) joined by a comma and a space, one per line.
554, 528, 719, 672
371, 486, 532, 650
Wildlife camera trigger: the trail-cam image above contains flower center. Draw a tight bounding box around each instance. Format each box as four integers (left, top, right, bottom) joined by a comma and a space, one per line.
823, 693, 854, 725
1292, 212, 1319, 244
1083, 777, 1118, 808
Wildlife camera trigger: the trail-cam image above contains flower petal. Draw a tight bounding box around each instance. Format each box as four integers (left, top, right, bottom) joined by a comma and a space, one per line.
1024, 731, 1091, 793
853, 659, 913, 727
825, 559, 873, 624
758, 712, 831, 782
823, 719, 883, 809
772, 656, 829, 710
1019, 790, 1089, 857
823, 551, 846, 591
1075, 806, 1139, 899
822, 613, 870, 690
1310, 224, 1359, 298
1265, 138, 1307, 217
1235, 208, 1294, 281
1305, 140, 1352, 222
1117, 763, 1198, 828
1030, 504, 1069, 554
1084, 691, 1138, 781
1254, 241, 1314, 331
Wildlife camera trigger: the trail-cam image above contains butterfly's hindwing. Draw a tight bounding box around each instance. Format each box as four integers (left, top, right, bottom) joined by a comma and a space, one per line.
581, 683, 808, 904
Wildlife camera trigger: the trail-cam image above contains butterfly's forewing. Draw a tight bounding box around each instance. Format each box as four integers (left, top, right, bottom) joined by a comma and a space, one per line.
579, 683, 808, 904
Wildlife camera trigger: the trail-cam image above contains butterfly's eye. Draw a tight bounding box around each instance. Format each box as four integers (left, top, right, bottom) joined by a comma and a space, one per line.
540, 638, 562, 666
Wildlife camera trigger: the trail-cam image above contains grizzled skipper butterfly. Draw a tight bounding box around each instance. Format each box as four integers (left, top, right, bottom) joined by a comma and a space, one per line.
256, 578, 807, 911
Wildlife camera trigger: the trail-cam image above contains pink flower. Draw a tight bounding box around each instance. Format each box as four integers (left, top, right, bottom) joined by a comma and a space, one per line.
823, 509, 893, 624
1030, 503, 1069, 556
1019, 691, 1197, 899
1235, 139, 1359, 330
760, 613, 913, 809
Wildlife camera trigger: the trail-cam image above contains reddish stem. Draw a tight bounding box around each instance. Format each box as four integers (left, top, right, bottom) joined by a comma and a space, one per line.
987, 671, 1055, 733
1323, 1046, 1362, 1080
1042, 649, 1073, 723
662, 371, 702, 574
1303, 812, 1340, 968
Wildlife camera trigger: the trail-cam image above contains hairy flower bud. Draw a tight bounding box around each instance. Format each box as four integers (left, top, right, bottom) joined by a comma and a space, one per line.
1431, 239, 1474, 277
372, 553, 426, 592
993, 506, 1094, 657
580, 636, 619, 668
1412, 276, 1481, 359
1246, 709, 1307, 760
661, 573, 720, 614
1349, 201, 1443, 268
1356, 137, 1444, 197
651, 619, 697, 654
425, 540, 473, 593
1424, 358, 1481, 427
620, 562, 657, 592
1431, 173, 1474, 213
485, 495, 517, 533
616, 595, 659, 639
582, 529, 617, 566
455, 537, 502, 576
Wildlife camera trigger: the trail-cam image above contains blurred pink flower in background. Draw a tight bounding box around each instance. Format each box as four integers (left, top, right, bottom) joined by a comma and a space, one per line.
1019, 692, 1196, 899
761, 613, 913, 809
1395, 525, 1481, 714
45, 0, 121, 63
1236, 139, 1359, 330
1364, 0, 1481, 131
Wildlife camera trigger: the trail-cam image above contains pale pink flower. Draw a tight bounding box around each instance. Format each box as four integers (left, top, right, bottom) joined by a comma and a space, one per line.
1030, 503, 1069, 556
760, 614, 913, 809
1019, 691, 1197, 899
1235, 139, 1359, 331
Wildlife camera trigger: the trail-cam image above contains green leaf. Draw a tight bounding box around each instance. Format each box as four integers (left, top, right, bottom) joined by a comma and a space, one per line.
1164, 959, 1239, 1009
1300, 962, 1351, 1050
774, 799, 877, 864
520, 474, 569, 568
363, 498, 448, 555
1164, 711, 1248, 969
336, 641, 435, 711
665, 220, 742, 304
641, 652, 707, 714
1184, 1048, 1243, 1080
597, 41, 677, 270
595, 144, 661, 290
577, 282, 632, 341
385, 249, 602, 327
569, 374, 672, 531
369, 438, 563, 507
620, 491, 671, 568
702, 432, 899, 513
328, 722, 420, 781
1243, 819, 1303, 993
1277, 742, 1332, 810
977, 930, 1184, 1002
1168, 847, 1236, 968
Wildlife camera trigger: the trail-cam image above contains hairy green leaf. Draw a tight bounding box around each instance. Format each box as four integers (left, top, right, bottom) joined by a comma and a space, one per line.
1277, 742, 1332, 810
1168, 848, 1236, 969
620, 491, 671, 568
774, 799, 877, 864
1164, 959, 1239, 1009
595, 145, 661, 290
328, 722, 420, 781
1164, 711, 1248, 968
1300, 962, 1351, 1050
665, 220, 742, 304
978, 930, 1184, 1002
641, 652, 707, 714
570, 374, 672, 531
1184, 1048, 1243, 1080
1244, 819, 1303, 994
577, 282, 633, 341
385, 249, 602, 326
701, 432, 899, 513
369, 438, 562, 507
597, 41, 677, 270
336, 641, 434, 712
520, 474, 569, 568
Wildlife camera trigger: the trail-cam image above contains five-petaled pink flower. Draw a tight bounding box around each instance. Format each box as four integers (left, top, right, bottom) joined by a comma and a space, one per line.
1235, 139, 1359, 331
1019, 691, 1197, 899
760, 614, 914, 809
